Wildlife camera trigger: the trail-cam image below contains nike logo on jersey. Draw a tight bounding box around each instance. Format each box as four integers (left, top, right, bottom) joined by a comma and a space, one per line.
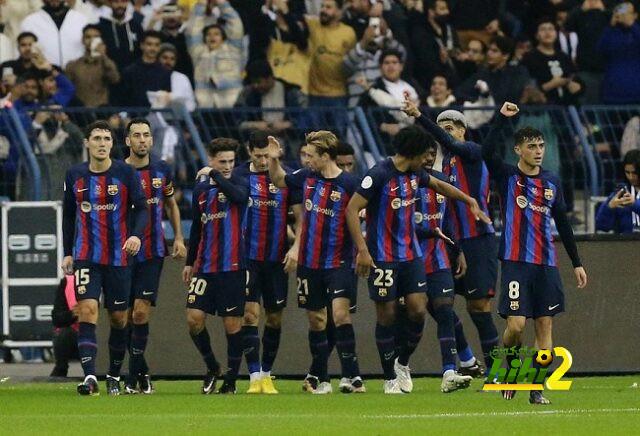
114, 300, 126, 305
442, 288, 453, 293
391, 186, 400, 191
199, 200, 207, 205
548, 304, 560, 311
142, 291, 154, 296
516, 180, 526, 187
418, 281, 426, 287
306, 186, 315, 189
468, 288, 478, 294
225, 306, 238, 312
77, 188, 89, 192
276, 299, 285, 305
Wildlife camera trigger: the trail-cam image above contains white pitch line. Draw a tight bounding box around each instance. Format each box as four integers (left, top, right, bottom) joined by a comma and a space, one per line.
2, 408, 639, 420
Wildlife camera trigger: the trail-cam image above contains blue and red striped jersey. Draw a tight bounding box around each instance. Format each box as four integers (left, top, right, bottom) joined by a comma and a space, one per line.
443, 152, 494, 240
285, 168, 357, 269
63, 160, 146, 267
234, 163, 291, 262
415, 171, 451, 273
357, 158, 430, 264
134, 158, 175, 261
188, 174, 249, 273
498, 169, 564, 266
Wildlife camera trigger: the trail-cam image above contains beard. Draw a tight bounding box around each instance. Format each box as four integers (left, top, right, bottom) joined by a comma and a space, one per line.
319, 12, 331, 25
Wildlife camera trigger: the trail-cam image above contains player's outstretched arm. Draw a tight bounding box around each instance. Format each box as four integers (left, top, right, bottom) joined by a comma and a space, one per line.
267, 135, 287, 188
483, 102, 519, 175
428, 177, 491, 224
552, 204, 587, 288
346, 193, 376, 278
165, 196, 187, 259
62, 175, 76, 275
283, 204, 302, 273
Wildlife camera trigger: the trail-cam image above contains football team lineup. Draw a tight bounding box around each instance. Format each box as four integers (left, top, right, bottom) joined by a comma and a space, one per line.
58, 101, 588, 405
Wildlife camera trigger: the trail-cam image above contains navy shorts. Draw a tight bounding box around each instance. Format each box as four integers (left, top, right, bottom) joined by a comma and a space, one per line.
74, 261, 132, 311
426, 269, 455, 300
247, 260, 288, 311
498, 261, 565, 319
368, 258, 427, 303
297, 264, 354, 311
131, 257, 164, 305
456, 234, 498, 300
185, 270, 247, 317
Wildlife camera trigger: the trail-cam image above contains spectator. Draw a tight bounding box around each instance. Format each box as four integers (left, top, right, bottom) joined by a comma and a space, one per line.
555, 1, 578, 64
425, 73, 456, 108
336, 140, 355, 173
157, 43, 196, 111
599, 1, 640, 104
621, 114, 640, 156
408, 0, 461, 89
235, 59, 306, 137
12, 73, 41, 112
118, 30, 171, 107
343, 15, 406, 106
65, 24, 120, 107
50, 275, 79, 377
358, 48, 419, 149
0, 27, 13, 65
156, 3, 194, 84
596, 149, 640, 233
566, 0, 610, 104
192, 23, 244, 107
37, 67, 77, 107
451, 0, 500, 48
0, 32, 41, 79
453, 38, 486, 83
20, 0, 88, 68
0, 0, 41, 47
521, 17, 583, 105
98, 0, 144, 73
262, 0, 311, 93
67, 0, 108, 23
342, 0, 384, 39
455, 35, 531, 105
510, 34, 532, 66
185, 0, 244, 53
305, 0, 356, 130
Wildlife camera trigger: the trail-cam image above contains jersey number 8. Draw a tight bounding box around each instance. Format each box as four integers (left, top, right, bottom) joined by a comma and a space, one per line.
508, 281, 520, 299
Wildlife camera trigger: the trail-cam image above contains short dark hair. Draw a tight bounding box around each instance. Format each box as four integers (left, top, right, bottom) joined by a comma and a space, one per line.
141, 30, 164, 44
248, 130, 269, 151
202, 24, 227, 43
126, 117, 151, 136
84, 120, 113, 140
246, 60, 273, 82
535, 16, 557, 33
207, 137, 239, 157
431, 73, 450, 88
468, 38, 487, 54
17, 31, 37, 44
514, 126, 544, 146
333, 0, 344, 8
82, 24, 101, 36
336, 141, 355, 156
490, 35, 515, 57
379, 48, 403, 65
393, 125, 436, 158
623, 149, 640, 173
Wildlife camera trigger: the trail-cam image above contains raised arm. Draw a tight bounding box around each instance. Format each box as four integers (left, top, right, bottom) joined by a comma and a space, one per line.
428, 176, 491, 224
267, 135, 288, 188
482, 102, 519, 176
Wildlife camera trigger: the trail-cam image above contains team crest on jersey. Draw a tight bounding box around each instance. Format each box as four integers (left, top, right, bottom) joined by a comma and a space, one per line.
378, 288, 388, 297
330, 190, 341, 202
80, 201, 91, 213
414, 212, 423, 224
152, 178, 162, 188
305, 199, 313, 211
516, 195, 528, 209
269, 183, 279, 194
436, 193, 445, 203
450, 157, 456, 165
410, 178, 418, 189
510, 301, 519, 310
544, 188, 554, 200
107, 184, 118, 195
77, 285, 86, 295
218, 192, 227, 203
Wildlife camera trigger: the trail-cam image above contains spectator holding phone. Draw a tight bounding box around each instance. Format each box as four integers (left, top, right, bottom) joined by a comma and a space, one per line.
596, 149, 640, 233
66, 24, 121, 107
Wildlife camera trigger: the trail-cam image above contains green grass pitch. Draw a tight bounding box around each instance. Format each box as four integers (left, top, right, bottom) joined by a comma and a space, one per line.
1, 376, 639, 435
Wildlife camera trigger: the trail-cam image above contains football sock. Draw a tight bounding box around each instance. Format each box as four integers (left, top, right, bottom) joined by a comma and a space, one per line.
129, 323, 149, 382
261, 326, 281, 374
432, 304, 457, 373
190, 328, 220, 372
398, 319, 424, 367
453, 311, 474, 363
470, 311, 499, 370
308, 329, 329, 382
394, 305, 409, 359
375, 323, 396, 380
77, 322, 97, 377
325, 318, 336, 356
335, 324, 359, 378
242, 326, 261, 376
107, 326, 127, 377
225, 331, 243, 384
